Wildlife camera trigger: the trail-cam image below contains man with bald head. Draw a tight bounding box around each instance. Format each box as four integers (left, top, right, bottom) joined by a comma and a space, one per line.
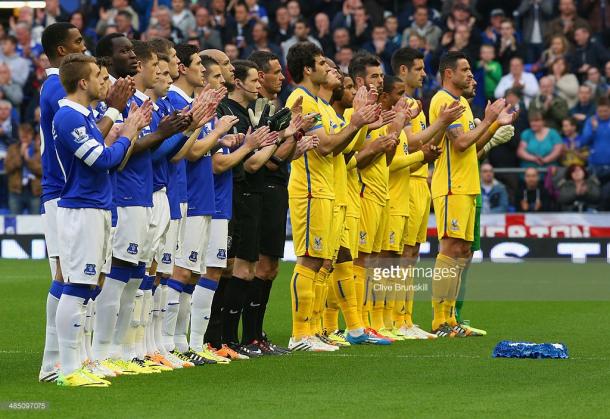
201, 49, 235, 89
528, 75, 569, 131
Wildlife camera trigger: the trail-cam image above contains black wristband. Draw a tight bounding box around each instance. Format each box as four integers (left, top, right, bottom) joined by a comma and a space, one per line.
270, 155, 283, 165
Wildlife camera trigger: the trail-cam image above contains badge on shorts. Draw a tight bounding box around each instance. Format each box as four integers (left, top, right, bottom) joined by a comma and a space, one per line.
161, 253, 172, 264
359, 231, 367, 245
313, 237, 323, 251
84, 264, 97, 276
389, 231, 396, 245
217, 249, 227, 260
127, 243, 139, 255
450, 219, 459, 231
189, 251, 198, 262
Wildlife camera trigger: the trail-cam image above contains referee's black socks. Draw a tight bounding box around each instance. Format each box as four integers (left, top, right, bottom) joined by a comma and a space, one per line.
256, 278, 273, 341
204, 276, 228, 349
222, 276, 248, 344
241, 278, 265, 344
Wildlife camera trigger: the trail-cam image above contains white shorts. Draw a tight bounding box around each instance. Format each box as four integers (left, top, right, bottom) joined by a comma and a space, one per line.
205, 218, 229, 268
175, 202, 188, 260
113, 206, 152, 265
147, 189, 171, 267
102, 226, 116, 274
174, 215, 211, 274
156, 218, 179, 275
57, 207, 112, 285
42, 198, 60, 263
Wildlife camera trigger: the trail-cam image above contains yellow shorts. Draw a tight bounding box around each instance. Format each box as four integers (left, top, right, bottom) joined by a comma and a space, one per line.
432, 194, 477, 242
358, 198, 384, 254
331, 205, 350, 260
290, 197, 334, 259
345, 215, 360, 259
405, 177, 431, 246
382, 215, 407, 253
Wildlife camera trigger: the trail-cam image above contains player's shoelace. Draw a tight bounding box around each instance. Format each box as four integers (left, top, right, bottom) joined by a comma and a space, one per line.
316, 333, 339, 346
434, 324, 456, 337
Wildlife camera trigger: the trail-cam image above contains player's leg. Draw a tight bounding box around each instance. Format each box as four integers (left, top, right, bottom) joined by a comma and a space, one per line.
369, 202, 389, 333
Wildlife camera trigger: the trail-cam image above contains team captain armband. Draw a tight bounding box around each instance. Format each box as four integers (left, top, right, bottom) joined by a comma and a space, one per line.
103, 107, 121, 123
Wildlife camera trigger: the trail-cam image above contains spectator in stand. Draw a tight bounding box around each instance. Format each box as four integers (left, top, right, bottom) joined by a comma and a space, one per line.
384, 15, 401, 47
4, 123, 41, 215
245, 0, 269, 26
115, 10, 140, 40
35, 0, 64, 32
480, 163, 509, 214
431, 23, 478, 74
335, 46, 353, 74
0, 37, 30, 88
14, 22, 44, 60
96, 0, 140, 35
272, 6, 292, 45
208, 0, 237, 45
495, 56, 539, 108
518, 111, 564, 172
0, 64, 23, 107
569, 25, 610, 79
281, 19, 322, 64
528, 76, 569, 131
550, 57, 579, 108
548, 0, 588, 43
401, 6, 442, 50
332, 28, 351, 55
171, 0, 196, 37
193, 6, 223, 51
224, 43, 240, 61
69, 11, 98, 53
480, 8, 504, 46
242, 23, 283, 63
584, 66, 608, 100
534, 35, 571, 74
313, 13, 334, 57
570, 84, 597, 127
332, 0, 363, 32
605, 61, 610, 85
580, 97, 610, 209
477, 44, 502, 100
286, 0, 303, 25
561, 117, 588, 167
0, 99, 18, 208
152, 5, 185, 44
363, 26, 398, 74
229, 2, 256, 51
398, 0, 442, 30
350, 5, 372, 47
519, 167, 554, 212
496, 19, 522, 74
557, 165, 600, 212
10, 7, 43, 45
444, 3, 476, 33
515, 0, 554, 64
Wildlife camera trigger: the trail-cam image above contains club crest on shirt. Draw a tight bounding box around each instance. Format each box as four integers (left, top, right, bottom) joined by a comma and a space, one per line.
84, 264, 97, 276
359, 231, 367, 245
469, 120, 476, 130
71, 126, 89, 144
450, 219, 460, 231
189, 251, 198, 262
403, 142, 409, 154
420, 121, 426, 130
161, 253, 172, 264
127, 242, 139, 255
312, 236, 323, 251
217, 249, 227, 260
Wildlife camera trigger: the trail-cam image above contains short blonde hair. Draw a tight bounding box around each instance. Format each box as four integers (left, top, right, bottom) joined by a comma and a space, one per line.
59, 53, 97, 94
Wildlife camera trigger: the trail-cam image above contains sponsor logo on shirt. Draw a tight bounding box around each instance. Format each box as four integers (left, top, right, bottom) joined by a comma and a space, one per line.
71, 126, 89, 144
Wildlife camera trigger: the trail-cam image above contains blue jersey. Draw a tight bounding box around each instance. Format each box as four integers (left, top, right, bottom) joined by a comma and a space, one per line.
156, 97, 182, 220
166, 86, 189, 207
212, 145, 232, 220
113, 90, 154, 207
39, 68, 66, 205
53, 99, 131, 210
167, 85, 215, 217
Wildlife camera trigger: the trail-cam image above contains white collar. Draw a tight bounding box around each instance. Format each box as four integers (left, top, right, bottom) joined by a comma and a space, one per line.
109, 74, 117, 85
168, 84, 193, 104
45, 67, 59, 76
58, 98, 91, 116
134, 89, 159, 111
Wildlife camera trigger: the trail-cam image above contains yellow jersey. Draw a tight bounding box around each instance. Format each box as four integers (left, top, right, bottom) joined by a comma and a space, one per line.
286, 86, 334, 200
357, 126, 388, 206
343, 108, 367, 217
407, 98, 429, 178
388, 129, 424, 216
317, 97, 348, 206
429, 89, 480, 199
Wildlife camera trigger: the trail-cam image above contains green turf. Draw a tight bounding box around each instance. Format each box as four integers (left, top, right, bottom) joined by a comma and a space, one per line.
1, 259, 609, 418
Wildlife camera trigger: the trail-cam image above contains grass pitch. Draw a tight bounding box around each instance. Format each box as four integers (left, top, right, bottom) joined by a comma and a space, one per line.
1, 259, 609, 418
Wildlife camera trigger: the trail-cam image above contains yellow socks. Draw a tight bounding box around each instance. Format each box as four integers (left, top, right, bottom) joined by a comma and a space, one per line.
445, 258, 469, 326
392, 274, 407, 329
310, 266, 330, 335
404, 261, 415, 328
353, 264, 366, 326
290, 264, 316, 339
329, 261, 362, 332
384, 275, 396, 329
323, 271, 339, 332
370, 271, 386, 331
431, 253, 458, 331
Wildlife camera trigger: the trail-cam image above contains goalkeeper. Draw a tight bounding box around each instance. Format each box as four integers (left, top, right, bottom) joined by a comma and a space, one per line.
456, 80, 517, 336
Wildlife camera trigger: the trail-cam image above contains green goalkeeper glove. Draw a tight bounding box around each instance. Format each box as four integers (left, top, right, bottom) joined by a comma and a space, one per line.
482, 125, 515, 154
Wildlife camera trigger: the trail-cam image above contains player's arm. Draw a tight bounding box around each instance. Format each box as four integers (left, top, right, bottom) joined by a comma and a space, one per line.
356, 134, 394, 169
96, 77, 135, 137
313, 105, 378, 156
185, 116, 238, 161
169, 128, 202, 163
389, 150, 424, 172
406, 101, 465, 150
243, 137, 280, 173
443, 100, 507, 151
212, 134, 260, 174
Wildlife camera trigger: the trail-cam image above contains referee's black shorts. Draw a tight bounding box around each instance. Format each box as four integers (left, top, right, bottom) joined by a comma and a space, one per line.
259, 182, 288, 259
229, 186, 263, 262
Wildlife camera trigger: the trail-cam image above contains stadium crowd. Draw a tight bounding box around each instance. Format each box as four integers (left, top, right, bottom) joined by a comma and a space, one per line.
0, 0, 608, 215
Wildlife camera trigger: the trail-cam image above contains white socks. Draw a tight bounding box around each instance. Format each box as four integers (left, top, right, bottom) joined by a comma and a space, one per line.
56, 285, 91, 376
41, 280, 62, 372
92, 270, 129, 361
189, 278, 217, 352
110, 269, 144, 359
162, 280, 183, 352
174, 285, 193, 353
